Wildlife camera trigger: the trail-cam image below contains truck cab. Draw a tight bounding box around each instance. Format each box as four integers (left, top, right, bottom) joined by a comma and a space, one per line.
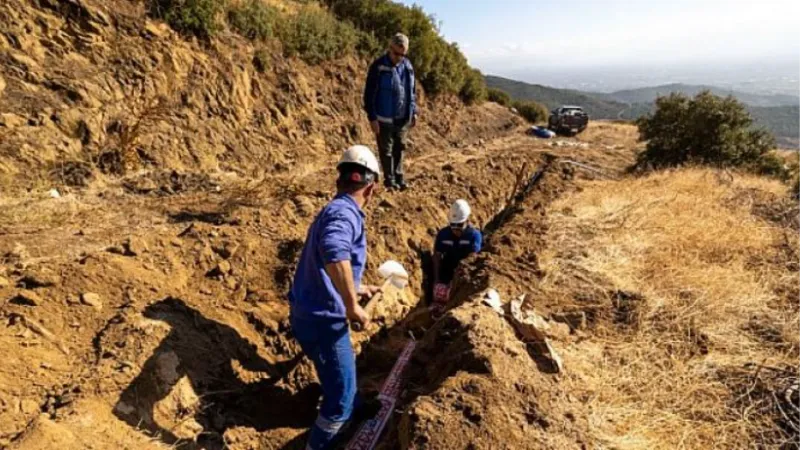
548, 105, 589, 135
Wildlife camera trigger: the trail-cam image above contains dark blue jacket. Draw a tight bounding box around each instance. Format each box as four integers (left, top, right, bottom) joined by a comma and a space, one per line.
289, 194, 367, 321
363, 53, 416, 125
434, 226, 482, 283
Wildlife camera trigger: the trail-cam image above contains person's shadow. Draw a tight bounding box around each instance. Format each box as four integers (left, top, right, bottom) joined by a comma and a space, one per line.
113, 297, 318, 449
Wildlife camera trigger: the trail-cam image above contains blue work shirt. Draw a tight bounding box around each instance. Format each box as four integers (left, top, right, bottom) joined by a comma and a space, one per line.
289, 194, 367, 321
434, 226, 482, 283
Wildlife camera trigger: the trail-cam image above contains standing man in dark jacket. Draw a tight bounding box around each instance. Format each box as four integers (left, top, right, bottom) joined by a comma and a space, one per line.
363, 33, 417, 191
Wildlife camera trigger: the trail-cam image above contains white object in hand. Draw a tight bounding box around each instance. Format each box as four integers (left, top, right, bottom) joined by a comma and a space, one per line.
378, 260, 408, 289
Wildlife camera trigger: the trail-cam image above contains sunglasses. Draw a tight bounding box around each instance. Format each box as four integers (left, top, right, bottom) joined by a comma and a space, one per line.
450, 223, 465, 229
391, 49, 407, 58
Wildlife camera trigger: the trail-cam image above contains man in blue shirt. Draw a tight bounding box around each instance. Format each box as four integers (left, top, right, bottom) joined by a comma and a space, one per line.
432, 200, 482, 316
363, 33, 417, 191
289, 145, 382, 449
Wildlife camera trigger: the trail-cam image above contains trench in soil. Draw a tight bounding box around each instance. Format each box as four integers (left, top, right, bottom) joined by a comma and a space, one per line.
3, 139, 568, 450
142, 153, 560, 449
340, 156, 559, 449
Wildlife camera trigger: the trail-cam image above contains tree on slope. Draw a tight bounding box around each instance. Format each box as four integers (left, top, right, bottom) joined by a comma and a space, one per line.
636, 91, 775, 169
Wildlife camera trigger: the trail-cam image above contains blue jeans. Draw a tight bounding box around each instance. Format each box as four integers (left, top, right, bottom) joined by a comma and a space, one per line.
291, 315, 359, 450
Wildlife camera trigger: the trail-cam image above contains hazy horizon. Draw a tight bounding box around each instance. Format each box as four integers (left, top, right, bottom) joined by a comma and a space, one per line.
399, 0, 800, 94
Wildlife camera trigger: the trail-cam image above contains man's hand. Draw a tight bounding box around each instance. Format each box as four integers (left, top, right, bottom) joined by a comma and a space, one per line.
370, 120, 380, 137
325, 260, 369, 327
358, 284, 382, 299
347, 303, 371, 327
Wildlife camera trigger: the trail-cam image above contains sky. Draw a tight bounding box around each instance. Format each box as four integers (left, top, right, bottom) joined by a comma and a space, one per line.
398, 0, 800, 87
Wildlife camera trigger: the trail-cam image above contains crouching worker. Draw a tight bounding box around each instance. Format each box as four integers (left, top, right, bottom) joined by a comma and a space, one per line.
431, 200, 482, 317
289, 145, 383, 449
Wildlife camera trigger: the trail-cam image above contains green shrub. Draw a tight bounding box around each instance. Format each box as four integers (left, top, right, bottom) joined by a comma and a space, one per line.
487, 88, 511, 106
459, 68, 487, 105
512, 100, 548, 124
756, 153, 789, 178
636, 91, 775, 169
322, 0, 486, 98
277, 4, 358, 64
228, 0, 277, 41
354, 30, 381, 58
148, 0, 225, 38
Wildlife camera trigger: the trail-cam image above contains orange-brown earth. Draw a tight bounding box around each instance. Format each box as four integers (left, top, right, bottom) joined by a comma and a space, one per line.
2, 1, 797, 450
0, 2, 582, 448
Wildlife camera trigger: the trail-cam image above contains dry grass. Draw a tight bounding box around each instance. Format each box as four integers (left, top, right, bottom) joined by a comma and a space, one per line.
576, 121, 640, 148
0, 192, 88, 232
541, 168, 799, 449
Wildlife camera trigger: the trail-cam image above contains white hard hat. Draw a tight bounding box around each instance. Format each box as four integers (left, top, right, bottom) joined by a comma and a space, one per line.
448, 199, 471, 224
338, 145, 381, 178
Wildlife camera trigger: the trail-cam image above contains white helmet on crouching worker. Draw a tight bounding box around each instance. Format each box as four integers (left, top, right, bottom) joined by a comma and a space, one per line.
448, 199, 471, 224
337, 145, 380, 185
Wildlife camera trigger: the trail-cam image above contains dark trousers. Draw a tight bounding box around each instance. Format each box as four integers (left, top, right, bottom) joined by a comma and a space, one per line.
377, 122, 408, 185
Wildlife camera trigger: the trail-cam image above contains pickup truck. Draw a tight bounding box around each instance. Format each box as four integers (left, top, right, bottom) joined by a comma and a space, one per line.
548, 106, 589, 135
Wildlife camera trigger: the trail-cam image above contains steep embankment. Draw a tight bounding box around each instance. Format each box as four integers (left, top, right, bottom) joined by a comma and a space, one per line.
0, 0, 512, 192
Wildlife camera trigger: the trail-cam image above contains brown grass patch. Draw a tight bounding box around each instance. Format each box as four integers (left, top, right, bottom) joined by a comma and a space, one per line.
541, 168, 799, 449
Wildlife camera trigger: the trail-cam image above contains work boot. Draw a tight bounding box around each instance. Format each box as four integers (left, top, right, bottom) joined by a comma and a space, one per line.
384, 180, 399, 191
335, 395, 384, 446
395, 176, 410, 191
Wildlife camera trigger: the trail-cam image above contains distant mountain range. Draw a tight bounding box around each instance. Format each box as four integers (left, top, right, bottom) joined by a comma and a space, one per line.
604, 83, 799, 108
485, 75, 799, 147
485, 75, 630, 118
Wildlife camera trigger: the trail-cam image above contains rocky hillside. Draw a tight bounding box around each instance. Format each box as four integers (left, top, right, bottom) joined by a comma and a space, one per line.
0, 0, 508, 193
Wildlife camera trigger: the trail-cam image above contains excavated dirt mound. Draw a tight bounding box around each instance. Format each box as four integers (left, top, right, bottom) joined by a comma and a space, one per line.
396, 299, 589, 450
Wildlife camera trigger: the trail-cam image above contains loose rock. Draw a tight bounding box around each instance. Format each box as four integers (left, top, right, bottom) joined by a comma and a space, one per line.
81, 292, 103, 310
19, 399, 40, 415
124, 237, 148, 256
379, 198, 396, 209
9, 243, 30, 262
225, 276, 238, 290
206, 260, 232, 278
11, 290, 43, 306
218, 260, 232, 275
551, 311, 587, 331
18, 269, 61, 288
212, 242, 239, 259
